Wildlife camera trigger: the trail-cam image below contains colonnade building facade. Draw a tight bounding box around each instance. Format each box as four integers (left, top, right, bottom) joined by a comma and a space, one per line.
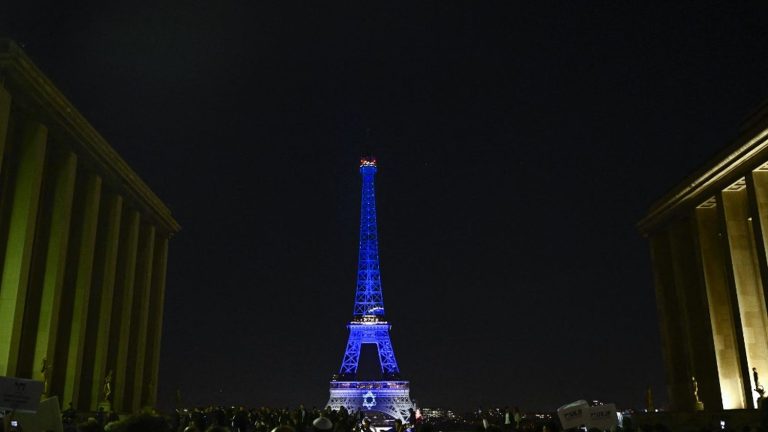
639, 102, 768, 412
0, 40, 180, 412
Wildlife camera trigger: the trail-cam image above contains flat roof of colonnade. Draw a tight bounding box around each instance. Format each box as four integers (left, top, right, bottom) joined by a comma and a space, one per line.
0, 39, 180, 235
638, 100, 768, 236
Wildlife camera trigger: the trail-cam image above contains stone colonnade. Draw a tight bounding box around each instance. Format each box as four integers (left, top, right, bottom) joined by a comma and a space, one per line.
0, 40, 179, 413
640, 118, 768, 411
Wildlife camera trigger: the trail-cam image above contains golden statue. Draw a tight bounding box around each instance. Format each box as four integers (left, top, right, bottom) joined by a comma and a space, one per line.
103, 370, 113, 402
40, 357, 52, 396
754, 367, 765, 401
692, 376, 704, 410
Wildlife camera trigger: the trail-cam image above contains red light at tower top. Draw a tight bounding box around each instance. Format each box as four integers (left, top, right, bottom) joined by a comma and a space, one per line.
360, 156, 377, 168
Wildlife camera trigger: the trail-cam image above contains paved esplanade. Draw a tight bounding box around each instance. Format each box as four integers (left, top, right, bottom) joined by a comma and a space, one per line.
326, 157, 414, 421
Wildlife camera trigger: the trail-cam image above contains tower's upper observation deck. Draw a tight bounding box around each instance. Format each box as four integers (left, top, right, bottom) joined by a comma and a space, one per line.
360, 156, 377, 170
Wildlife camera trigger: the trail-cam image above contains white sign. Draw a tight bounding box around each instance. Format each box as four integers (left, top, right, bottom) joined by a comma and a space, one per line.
587, 403, 618, 430
15, 396, 64, 432
0, 376, 44, 413
558, 400, 619, 431
557, 400, 589, 429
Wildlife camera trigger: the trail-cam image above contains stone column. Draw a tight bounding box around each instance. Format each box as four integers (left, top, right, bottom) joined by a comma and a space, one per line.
649, 229, 691, 410
84, 194, 123, 410
696, 203, 747, 409
112, 209, 140, 413
0, 120, 47, 376
746, 171, 768, 325
29, 151, 78, 386
62, 173, 102, 407
143, 235, 168, 407
0, 84, 10, 171
719, 188, 768, 408
668, 215, 721, 410
126, 223, 155, 412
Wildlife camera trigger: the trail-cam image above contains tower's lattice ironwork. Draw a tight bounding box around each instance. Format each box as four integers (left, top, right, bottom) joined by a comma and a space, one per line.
353, 161, 385, 317
326, 157, 415, 421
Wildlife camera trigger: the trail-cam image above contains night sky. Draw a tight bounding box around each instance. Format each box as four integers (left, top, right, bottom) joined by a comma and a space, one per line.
5, 1, 768, 413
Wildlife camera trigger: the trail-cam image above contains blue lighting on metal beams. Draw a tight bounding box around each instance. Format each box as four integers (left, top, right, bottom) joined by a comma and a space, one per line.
354, 158, 385, 317
337, 156, 401, 379
327, 157, 413, 420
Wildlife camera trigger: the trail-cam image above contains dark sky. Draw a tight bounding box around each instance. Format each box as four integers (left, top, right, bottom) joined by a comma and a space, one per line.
5, 1, 768, 413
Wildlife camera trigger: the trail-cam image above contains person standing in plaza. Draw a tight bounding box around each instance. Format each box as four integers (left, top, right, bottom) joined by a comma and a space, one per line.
512, 407, 521, 430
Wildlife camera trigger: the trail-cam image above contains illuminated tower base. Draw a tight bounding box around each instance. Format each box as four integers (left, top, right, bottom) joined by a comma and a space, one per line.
327, 320, 414, 420
327, 380, 413, 421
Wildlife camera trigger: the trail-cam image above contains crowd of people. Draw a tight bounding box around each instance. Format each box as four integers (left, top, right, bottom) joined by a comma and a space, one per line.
167, 405, 415, 432
3, 405, 428, 432
3, 403, 700, 432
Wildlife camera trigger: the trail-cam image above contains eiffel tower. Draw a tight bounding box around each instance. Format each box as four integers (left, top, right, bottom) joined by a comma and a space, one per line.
326, 156, 415, 421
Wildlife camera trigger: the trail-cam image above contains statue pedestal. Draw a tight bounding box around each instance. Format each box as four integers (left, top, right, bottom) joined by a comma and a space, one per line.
98, 401, 112, 412
694, 401, 704, 411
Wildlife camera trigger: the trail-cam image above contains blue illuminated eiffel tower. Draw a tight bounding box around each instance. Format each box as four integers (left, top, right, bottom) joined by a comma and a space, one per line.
326, 157, 415, 421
